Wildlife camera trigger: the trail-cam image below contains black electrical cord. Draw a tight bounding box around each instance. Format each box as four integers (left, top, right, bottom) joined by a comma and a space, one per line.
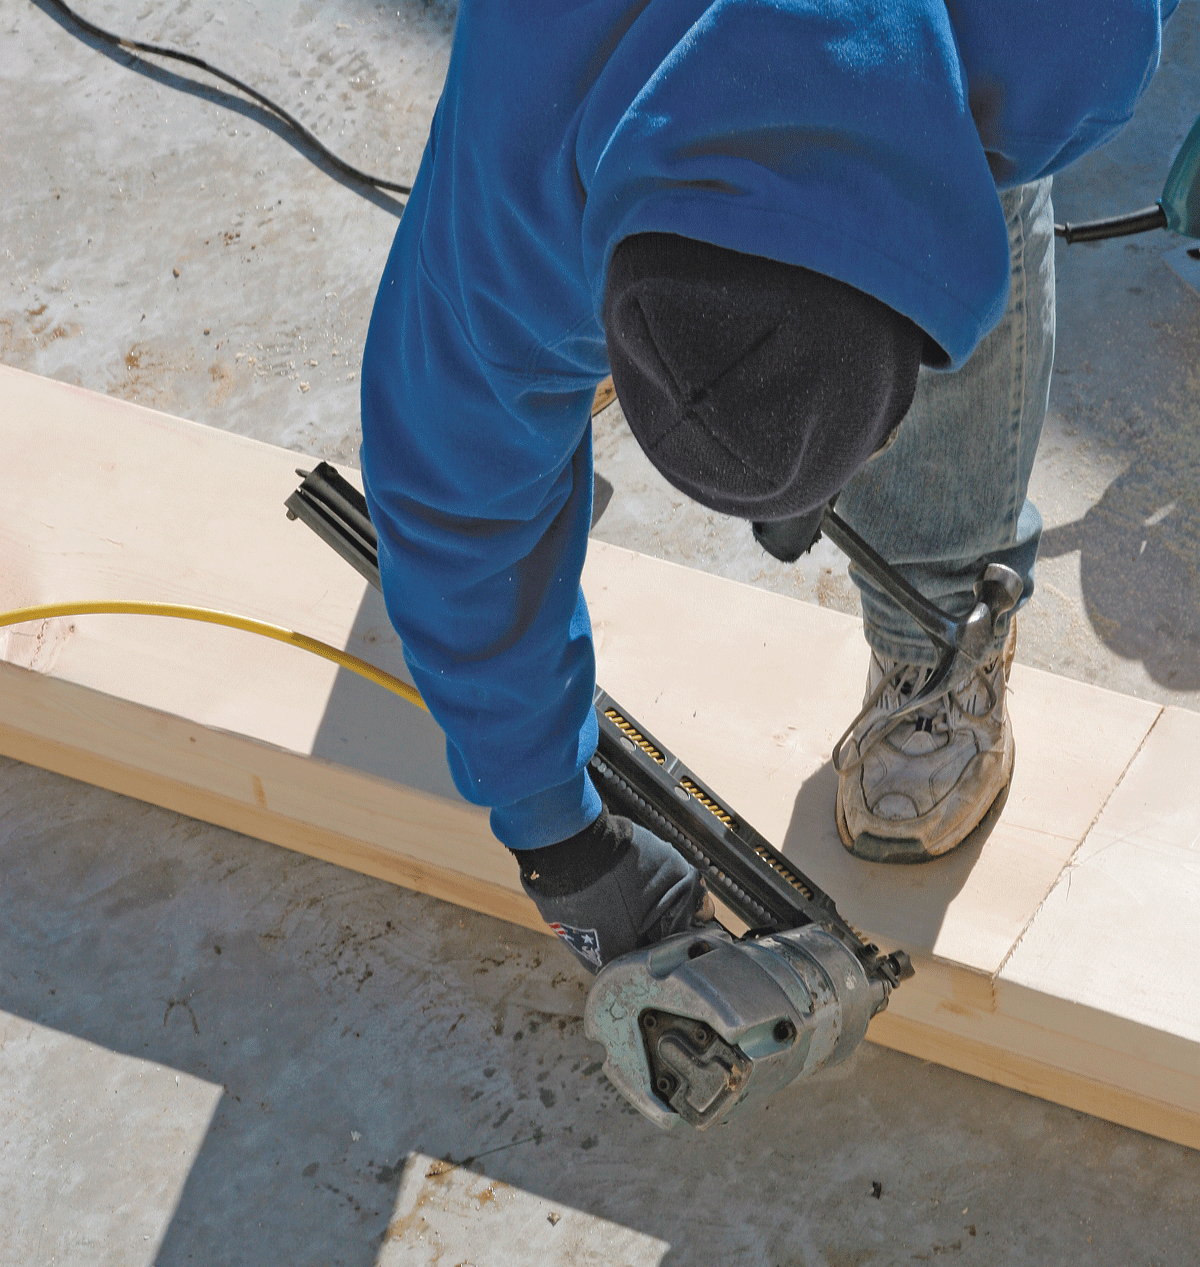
43, 0, 413, 197
1054, 204, 1169, 244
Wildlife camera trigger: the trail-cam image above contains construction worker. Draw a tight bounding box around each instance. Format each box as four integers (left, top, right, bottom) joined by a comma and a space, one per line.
360, 0, 1177, 971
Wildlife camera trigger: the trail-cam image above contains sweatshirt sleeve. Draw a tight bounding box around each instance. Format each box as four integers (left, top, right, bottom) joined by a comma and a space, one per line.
359, 142, 609, 851
360, 253, 606, 848
945, 0, 1180, 187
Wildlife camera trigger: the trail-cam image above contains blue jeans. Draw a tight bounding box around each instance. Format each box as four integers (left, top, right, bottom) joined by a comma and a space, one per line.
837, 178, 1055, 667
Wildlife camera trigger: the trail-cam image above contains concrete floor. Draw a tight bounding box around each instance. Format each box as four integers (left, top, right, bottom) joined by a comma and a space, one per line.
2, 1, 1199, 1263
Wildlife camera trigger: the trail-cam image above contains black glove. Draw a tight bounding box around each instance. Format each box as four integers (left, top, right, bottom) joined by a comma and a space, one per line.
510, 807, 714, 973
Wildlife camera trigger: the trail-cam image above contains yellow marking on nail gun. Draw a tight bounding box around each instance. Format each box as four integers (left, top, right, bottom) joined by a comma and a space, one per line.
677, 777, 734, 828
602, 708, 826, 909
750, 844, 816, 901
603, 707, 664, 764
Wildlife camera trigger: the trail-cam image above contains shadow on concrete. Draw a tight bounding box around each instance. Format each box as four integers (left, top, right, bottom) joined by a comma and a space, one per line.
1, 756, 999, 1267
1038, 452, 1200, 692
3, 751, 1197, 1265
1044, 6, 1200, 699
0, 761, 595, 1265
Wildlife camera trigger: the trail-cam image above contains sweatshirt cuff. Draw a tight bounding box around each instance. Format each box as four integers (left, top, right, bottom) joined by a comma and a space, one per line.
490, 769, 604, 851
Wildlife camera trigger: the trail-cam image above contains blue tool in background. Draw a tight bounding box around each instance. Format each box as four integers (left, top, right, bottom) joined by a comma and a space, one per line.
1056, 109, 1200, 297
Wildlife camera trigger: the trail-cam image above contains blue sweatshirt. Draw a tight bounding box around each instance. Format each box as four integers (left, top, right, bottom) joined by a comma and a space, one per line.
361, 0, 1177, 849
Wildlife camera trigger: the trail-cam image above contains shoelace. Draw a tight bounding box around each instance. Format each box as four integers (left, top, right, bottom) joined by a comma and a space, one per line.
832, 652, 1001, 777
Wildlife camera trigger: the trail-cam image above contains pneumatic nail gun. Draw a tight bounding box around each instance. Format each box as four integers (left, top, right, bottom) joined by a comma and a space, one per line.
285, 464, 1026, 1130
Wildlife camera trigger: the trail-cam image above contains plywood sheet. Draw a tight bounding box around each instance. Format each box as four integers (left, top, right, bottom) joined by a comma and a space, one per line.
583, 546, 1162, 973
999, 705, 1200, 1067
2, 364, 1196, 1148
0, 362, 522, 924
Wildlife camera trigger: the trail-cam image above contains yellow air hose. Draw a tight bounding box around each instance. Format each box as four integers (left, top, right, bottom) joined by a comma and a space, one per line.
0, 601, 429, 713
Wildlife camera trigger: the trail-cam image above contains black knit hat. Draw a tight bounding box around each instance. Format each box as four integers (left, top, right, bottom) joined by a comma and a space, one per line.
603, 232, 926, 522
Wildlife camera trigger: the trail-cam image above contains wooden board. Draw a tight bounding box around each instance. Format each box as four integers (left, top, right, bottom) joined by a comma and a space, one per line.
2, 363, 1197, 1148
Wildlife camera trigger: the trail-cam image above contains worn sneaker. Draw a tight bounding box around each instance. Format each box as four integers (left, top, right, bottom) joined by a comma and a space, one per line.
835, 622, 1017, 863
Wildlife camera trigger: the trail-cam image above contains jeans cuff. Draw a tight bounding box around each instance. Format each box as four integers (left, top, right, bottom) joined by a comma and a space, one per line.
862, 605, 1017, 669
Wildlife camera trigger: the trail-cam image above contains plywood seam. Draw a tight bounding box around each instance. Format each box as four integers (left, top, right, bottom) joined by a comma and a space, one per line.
991, 702, 1166, 984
